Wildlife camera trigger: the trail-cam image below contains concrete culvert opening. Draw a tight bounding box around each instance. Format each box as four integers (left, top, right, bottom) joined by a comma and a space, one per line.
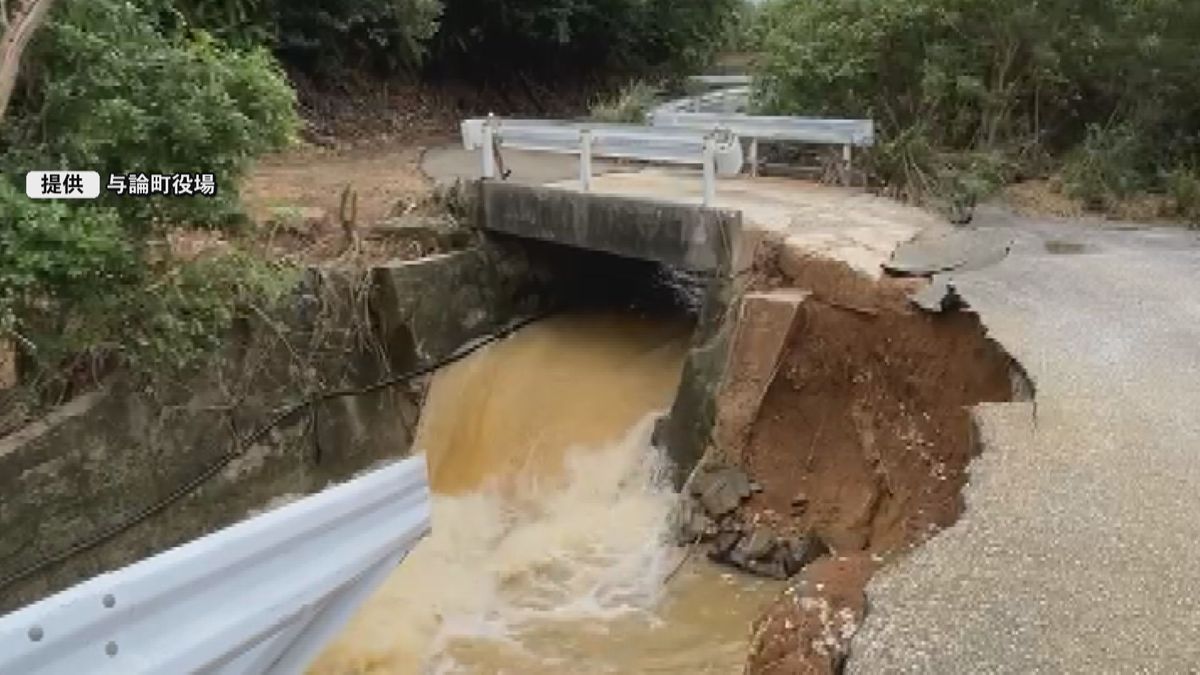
500, 235, 713, 321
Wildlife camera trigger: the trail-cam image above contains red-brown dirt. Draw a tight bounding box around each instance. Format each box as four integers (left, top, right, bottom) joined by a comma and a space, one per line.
728, 249, 1018, 674
740, 295, 1014, 554
747, 554, 878, 675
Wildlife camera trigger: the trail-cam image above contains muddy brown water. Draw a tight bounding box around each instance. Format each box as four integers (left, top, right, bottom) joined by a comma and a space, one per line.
310, 313, 780, 674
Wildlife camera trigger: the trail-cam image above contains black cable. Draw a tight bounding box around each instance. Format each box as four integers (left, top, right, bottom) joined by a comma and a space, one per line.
0, 312, 551, 595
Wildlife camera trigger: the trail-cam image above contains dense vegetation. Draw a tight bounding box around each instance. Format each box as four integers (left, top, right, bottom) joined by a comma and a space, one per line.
0, 0, 736, 409
160, 0, 738, 80
753, 0, 1200, 217
1, 0, 298, 408
4, 0, 1198, 415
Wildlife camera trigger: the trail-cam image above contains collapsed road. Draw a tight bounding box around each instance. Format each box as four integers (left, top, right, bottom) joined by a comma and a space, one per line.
851, 209, 1200, 671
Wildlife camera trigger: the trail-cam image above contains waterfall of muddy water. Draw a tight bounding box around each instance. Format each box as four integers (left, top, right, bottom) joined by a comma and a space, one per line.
311, 313, 781, 674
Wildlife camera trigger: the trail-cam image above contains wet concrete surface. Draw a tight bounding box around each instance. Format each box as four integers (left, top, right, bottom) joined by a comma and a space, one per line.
850, 212, 1200, 672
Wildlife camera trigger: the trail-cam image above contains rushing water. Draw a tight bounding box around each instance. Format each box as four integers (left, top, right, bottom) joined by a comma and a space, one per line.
311, 313, 780, 674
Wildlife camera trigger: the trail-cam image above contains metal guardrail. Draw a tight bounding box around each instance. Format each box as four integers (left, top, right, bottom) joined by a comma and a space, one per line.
650, 86, 750, 116
650, 112, 875, 146
0, 457, 431, 675
687, 75, 752, 87
461, 84, 877, 197
650, 110, 875, 183
461, 117, 744, 206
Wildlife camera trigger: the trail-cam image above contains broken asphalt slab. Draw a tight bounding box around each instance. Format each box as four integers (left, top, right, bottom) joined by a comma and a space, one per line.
850, 218, 1200, 673
885, 228, 1014, 277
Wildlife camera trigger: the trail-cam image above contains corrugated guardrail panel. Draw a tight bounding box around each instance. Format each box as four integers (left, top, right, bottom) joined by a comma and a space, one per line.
0, 457, 431, 675
460, 118, 745, 176
651, 112, 875, 147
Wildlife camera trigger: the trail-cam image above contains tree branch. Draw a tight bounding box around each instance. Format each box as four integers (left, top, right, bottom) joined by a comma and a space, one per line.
0, 0, 58, 125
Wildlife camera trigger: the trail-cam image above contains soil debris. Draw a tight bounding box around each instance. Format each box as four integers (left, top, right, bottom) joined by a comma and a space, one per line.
746, 554, 878, 675
674, 240, 1021, 673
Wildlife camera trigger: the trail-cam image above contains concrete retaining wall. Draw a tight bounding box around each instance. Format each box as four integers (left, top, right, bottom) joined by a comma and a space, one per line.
657, 231, 773, 487
0, 241, 555, 612
2, 182, 754, 610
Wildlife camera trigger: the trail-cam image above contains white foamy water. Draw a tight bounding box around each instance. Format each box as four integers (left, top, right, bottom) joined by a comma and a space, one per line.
311, 314, 778, 674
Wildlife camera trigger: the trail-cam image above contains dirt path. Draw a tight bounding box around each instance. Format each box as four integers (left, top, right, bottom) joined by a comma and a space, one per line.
242, 138, 445, 228
235, 137, 452, 264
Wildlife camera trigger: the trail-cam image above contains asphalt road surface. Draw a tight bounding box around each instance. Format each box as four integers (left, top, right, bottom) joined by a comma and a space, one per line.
851, 211, 1200, 672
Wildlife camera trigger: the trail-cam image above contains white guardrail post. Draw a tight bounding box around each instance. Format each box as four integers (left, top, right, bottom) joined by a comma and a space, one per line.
650, 110, 874, 185
579, 128, 593, 192
702, 135, 717, 207
461, 117, 745, 206
481, 114, 496, 179
843, 143, 853, 187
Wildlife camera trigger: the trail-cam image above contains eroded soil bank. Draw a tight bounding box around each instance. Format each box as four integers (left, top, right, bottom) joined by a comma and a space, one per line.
675, 241, 1026, 674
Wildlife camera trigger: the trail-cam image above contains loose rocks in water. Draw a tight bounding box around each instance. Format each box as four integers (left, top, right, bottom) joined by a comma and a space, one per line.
672, 498, 718, 544
690, 464, 753, 517
782, 534, 828, 577
718, 525, 830, 580
679, 464, 831, 580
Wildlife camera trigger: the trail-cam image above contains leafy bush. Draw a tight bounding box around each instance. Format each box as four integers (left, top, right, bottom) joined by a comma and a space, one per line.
112, 251, 298, 374
753, 0, 1200, 206
1165, 169, 1200, 227
0, 183, 137, 334
165, 0, 732, 81
590, 81, 659, 123
1062, 124, 1150, 210
273, 0, 442, 75
0, 180, 296, 391
2, 0, 298, 229
163, 0, 442, 75
721, 0, 764, 53
429, 0, 739, 79
0, 0, 301, 389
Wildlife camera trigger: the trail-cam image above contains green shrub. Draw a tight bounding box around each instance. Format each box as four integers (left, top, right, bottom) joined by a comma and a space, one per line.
2, 0, 298, 230
273, 0, 442, 75
753, 0, 1200, 203
1165, 168, 1200, 227
162, 0, 442, 75
112, 251, 298, 374
0, 183, 137, 334
1062, 124, 1149, 211
589, 81, 659, 124
0, 180, 296, 393
164, 0, 734, 81
429, 0, 739, 79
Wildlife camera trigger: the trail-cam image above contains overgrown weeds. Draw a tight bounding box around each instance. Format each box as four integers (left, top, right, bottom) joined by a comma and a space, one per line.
1061, 124, 1149, 211
753, 0, 1200, 223
589, 81, 660, 124
1165, 169, 1200, 228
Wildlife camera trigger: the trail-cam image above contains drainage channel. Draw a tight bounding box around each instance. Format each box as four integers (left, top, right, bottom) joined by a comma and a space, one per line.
310, 312, 781, 674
